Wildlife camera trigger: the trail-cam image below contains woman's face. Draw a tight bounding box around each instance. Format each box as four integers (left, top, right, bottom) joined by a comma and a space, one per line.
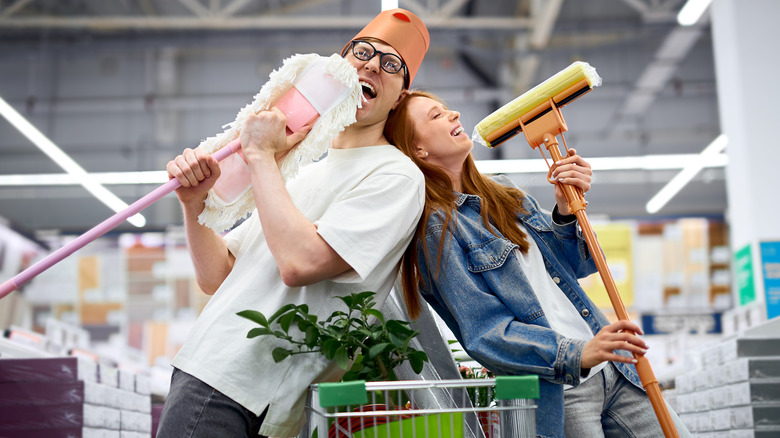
407, 96, 473, 173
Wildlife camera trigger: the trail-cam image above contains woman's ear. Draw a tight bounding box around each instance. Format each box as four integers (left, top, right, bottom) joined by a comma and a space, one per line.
416, 148, 428, 159
392, 89, 411, 110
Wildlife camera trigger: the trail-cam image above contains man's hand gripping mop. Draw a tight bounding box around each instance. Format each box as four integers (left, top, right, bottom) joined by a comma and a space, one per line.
0, 53, 362, 300
473, 61, 680, 438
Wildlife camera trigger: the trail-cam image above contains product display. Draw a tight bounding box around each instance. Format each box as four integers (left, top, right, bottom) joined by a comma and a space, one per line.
0, 357, 152, 438
675, 334, 780, 436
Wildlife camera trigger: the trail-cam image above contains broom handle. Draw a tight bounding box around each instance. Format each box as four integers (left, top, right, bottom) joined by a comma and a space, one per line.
546, 145, 680, 438
0, 139, 242, 301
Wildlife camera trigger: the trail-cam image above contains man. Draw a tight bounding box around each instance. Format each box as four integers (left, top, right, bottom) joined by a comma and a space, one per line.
156, 8, 430, 438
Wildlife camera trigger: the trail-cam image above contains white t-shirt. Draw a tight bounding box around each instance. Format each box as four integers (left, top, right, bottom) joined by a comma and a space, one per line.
172, 145, 424, 437
513, 222, 607, 387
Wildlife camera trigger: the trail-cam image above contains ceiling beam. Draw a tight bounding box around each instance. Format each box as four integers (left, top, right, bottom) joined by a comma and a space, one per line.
1, 0, 34, 18
509, 0, 562, 96
177, 0, 211, 18
529, 0, 562, 49
0, 15, 534, 30
220, 0, 252, 17
436, 0, 469, 18
620, 0, 682, 22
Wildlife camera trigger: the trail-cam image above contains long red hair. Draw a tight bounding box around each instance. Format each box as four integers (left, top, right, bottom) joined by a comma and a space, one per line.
384, 91, 529, 319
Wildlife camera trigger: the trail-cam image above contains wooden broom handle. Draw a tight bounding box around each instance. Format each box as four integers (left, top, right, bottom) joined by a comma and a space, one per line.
545, 140, 680, 438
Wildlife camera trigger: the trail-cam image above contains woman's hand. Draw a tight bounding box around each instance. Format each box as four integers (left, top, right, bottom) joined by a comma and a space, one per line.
551, 148, 592, 215
581, 320, 648, 370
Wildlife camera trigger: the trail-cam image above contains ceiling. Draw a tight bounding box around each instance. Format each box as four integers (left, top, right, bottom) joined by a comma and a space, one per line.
0, 0, 725, 242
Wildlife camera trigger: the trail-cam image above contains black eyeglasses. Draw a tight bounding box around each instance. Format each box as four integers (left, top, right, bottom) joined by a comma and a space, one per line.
344, 40, 409, 88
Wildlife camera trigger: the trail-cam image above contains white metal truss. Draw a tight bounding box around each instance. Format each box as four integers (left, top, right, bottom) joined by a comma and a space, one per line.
0, 0, 534, 30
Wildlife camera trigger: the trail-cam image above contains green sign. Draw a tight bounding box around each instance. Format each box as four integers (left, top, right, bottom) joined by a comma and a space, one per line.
735, 244, 755, 306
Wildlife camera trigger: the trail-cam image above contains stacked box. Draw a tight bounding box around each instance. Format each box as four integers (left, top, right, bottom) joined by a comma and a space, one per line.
673, 336, 780, 436
0, 357, 151, 437
719, 338, 780, 363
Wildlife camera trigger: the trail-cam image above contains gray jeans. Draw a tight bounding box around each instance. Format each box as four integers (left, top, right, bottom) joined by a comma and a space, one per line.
564, 362, 691, 437
157, 368, 269, 438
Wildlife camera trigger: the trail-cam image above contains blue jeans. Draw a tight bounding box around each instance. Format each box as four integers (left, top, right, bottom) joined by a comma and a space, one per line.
157, 368, 268, 438
563, 363, 691, 437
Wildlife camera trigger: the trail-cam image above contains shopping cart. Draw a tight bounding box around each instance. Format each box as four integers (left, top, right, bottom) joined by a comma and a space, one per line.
301, 376, 539, 438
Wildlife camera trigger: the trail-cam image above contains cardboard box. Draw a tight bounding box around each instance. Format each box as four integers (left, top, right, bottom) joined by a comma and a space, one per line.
0, 357, 97, 383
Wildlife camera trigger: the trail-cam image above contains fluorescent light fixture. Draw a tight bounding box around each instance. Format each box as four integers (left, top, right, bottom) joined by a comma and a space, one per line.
0, 154, 728, 187
677, 0, 713, 26
646, 134, 728, 214
0, 171, 168, 186
381, 0, 398, 11
0, 96, 146, 227
475, 153, 726, 175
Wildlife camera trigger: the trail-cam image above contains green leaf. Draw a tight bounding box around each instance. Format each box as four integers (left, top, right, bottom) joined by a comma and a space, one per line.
368, 343, 389, 359
409, 354, 425, 374
246, 327, 272, 338
334, 345, 350, 370
356, 328, 375, 339
236, 310, 268, 327
297, 319, 313, 332
321, 339, 340, 359
325, 311, 348, 323
354, 291, 376, 304
268, 304, 296, 323
403, 330, 420, 349
272, 347, 292, 362
389, 332, 405, 349
386, 320, 413, 337
410, 350, 429, 363
298, 304, 309, 314
305, 327, 318, 348
279, 312, 297, 332
364, 309, 385, 325
336, 295, 354, 309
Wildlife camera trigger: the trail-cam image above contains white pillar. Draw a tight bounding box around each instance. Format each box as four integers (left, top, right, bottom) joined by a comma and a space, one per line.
711, 0, 780, 324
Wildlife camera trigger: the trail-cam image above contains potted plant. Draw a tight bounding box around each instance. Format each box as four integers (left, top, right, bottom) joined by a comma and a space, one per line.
237, 291, 429, 436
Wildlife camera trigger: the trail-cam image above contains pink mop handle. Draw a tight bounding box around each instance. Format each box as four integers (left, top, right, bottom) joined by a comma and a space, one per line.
0, 139, 242, 300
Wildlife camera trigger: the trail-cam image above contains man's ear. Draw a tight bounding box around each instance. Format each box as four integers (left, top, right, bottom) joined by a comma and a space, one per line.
392, 89, 411, 110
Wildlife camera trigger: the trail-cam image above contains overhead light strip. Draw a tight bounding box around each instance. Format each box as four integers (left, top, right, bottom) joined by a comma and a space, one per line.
0, 171, 169, 186
381, 0, 398, 11
475, 153, 726, 175
0, 154, 726, 187
677, 0, 713, 26
0, 96, 146, 227
646, 134, 728, 214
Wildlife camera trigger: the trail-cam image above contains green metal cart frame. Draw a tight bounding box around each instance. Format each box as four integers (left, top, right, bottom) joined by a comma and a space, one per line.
302, 376, 539, 438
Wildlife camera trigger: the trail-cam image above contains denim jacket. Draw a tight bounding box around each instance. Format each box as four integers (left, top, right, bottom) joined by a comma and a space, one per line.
417, 176, 642, 438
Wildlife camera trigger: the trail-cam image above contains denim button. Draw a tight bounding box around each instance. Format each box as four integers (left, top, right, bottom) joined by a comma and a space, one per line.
566, 373, 573, 381
553, 276, 561, 284
581, 309, 590, 317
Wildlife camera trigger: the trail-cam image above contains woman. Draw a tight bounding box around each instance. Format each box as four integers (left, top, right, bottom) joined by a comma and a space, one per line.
384, 91, 689, 437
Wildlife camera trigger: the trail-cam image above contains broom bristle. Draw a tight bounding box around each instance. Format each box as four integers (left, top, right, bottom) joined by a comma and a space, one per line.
473, 61, 601, 148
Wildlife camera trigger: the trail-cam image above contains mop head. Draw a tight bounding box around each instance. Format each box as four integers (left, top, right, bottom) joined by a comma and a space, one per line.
195, 53, 362, 233
472, 61, 601, 148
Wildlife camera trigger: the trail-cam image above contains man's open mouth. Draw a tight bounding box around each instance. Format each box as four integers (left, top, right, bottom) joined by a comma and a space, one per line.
360, 81, 376, 99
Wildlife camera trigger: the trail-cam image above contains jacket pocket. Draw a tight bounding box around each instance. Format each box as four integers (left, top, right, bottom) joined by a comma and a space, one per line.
465, 236, 517, 273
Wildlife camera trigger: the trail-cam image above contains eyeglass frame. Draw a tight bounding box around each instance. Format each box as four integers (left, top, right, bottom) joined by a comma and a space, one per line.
341, 40, 410, 89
